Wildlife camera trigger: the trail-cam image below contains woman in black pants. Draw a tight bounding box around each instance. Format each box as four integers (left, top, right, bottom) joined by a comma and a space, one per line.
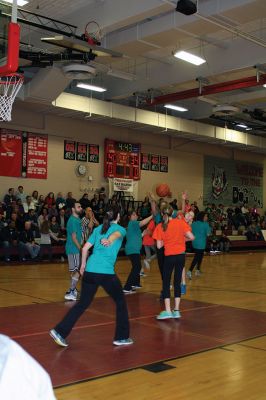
187, 212, 211, 279
123, 211, 152, 293
153, 206, 194, 320
50, 207, 133, 347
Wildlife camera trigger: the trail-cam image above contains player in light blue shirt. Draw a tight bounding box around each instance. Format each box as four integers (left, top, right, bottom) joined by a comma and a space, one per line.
50, 207, 133, 348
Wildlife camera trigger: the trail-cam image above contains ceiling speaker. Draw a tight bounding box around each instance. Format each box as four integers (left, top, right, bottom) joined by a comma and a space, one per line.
176, 0, 197, 15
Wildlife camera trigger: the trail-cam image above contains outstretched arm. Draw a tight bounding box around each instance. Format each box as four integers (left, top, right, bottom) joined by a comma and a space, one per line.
185, 231, 194, 241
181, 191, 187, 214
80, 241, 93, 276
148, 192, 158, 216
139, 215, 153, 228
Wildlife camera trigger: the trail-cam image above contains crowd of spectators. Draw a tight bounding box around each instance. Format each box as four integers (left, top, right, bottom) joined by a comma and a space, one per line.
0, 185, 265, 262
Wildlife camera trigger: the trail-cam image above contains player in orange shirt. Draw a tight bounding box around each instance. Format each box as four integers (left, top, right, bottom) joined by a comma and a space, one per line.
153, 205, 194, 320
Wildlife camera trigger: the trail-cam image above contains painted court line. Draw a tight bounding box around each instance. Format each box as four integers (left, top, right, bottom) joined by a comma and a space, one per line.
10, 304, 221, 340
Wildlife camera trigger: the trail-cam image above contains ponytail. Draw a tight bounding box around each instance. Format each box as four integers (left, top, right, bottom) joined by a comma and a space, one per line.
161, 205, 173, 231
101, 206, 120, 234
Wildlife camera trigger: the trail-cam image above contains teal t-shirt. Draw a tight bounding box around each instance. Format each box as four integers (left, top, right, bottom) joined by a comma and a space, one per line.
86, 223, 126, 274
125, 220, 142, 255
192, 221, 211, 250
154, 209, 177, 225
65, 215, 82, 255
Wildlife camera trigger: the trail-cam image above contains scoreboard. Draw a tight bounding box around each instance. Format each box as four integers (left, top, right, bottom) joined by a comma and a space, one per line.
104, 139, 141, 180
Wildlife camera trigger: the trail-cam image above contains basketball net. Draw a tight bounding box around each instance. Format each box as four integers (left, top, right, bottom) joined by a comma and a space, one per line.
0, 74, 24, 121
84, 21, 103, 46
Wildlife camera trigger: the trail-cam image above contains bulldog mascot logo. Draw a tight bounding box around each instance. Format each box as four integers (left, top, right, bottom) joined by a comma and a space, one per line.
212, 165, 228, 199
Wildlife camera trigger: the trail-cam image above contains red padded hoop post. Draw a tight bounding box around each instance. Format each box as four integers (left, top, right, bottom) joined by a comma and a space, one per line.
0, 22, 20, 76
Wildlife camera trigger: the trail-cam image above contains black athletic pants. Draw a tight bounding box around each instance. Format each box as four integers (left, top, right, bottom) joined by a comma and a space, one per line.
124, 254, 142, 290
189, 249, 204, 272
162, 254, 185, 299
55, 272, 129, 341
156, 246, 165, 280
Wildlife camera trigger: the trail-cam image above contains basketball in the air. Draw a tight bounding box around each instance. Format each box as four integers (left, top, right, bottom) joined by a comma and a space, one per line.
156, 183, 170, 198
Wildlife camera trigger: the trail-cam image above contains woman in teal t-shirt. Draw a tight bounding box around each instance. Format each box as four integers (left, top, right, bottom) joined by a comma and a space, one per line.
50, 207, 133, 347
123, 211, 153, 293
187, 211, 211, 279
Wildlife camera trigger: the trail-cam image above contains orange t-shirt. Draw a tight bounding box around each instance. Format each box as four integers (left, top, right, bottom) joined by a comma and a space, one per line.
143, 220, 156, 246
152, 218, 191, 256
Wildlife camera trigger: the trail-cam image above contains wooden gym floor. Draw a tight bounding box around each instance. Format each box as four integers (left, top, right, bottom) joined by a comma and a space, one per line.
0, 252, 266, 399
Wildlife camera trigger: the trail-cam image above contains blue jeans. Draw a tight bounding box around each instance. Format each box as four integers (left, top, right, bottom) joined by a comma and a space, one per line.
19, 242, 40, 259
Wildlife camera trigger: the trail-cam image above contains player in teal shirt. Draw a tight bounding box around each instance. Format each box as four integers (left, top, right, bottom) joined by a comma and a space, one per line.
50, 207, 133, 348
123, 211, 153, 293
187, 212, 211, 279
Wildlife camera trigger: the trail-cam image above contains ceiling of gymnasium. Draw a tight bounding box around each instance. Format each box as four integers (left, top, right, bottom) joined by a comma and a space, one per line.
7, 0, 266, 139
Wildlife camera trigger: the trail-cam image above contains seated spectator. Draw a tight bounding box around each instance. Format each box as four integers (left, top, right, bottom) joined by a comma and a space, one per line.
44, 192, 55, 209
0, 221, 19, 262
39, 221, 53, 261
38, 208, 48, 229
184, 199, 191, 213
3, 188, 15, 207
23, 196, 35, 213
0, 212, 6, 232
205, 203, 212, 214
38, 195, 45, 209
48, 203, 58, 219
219, 233, 231, 252
18, 221, 40, 260
65, 192, 76, 210
55, 192, 65, 209
241, 203, 249, 214
56, 208, 67, 235
79, 193, 90, 210
31, 190, 39, 210
49, 216, 66, 244
24, 209, 38, 231
16, 186, 27, 204
208, 231, 220, 253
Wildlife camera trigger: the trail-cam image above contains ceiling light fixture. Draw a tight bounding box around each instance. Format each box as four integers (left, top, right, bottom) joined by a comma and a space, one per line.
2, 0, 28, 6
263, 84, 266, 88
164, 104, 188, 112
174, 50, 206, 66
76, 83, 107, 92
107, 69, 136, 81
236, 123, 248, 129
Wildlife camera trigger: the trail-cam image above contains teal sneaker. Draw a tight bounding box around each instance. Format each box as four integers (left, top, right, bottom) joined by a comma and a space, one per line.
49, 329, 68, 347
181, 283, 186, 295
172, 310, 181, 319
113, 338, 134, 346
156, 310, 173, 320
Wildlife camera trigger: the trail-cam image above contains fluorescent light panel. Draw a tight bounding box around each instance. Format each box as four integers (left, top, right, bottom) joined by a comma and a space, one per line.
174, 50, 206, 66
164, 104, 188, 112
2, 0, 28, 6
76, 83, 107, 92
236, 123, 248, 129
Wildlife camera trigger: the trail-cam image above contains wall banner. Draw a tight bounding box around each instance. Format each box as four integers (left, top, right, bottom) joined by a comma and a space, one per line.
0, 129, 23, 177
64, 140, 76, 160
113, 178, 134, 192
26, 133, 48, 179
203, 156, 263, 207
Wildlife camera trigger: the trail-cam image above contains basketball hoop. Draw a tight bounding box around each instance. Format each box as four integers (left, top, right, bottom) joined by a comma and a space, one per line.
0, 73, 24, 121
84, 21, 103, 46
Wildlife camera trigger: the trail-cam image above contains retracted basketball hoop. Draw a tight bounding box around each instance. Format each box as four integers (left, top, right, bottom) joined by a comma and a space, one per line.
84, 21, 103, 46
0, 0, 23, 121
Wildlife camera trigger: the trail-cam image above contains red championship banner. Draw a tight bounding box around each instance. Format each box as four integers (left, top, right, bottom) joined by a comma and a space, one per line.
26, 133, 48, 179
0, 129, 22, 177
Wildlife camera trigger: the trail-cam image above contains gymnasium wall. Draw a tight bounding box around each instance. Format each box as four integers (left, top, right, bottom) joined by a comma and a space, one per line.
1, 104, 266, 210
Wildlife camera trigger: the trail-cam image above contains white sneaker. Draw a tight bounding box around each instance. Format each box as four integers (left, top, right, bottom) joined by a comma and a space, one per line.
195, 269, 201, 277
143, 259, 150, 270
64, 290, 77, 301
186, 270, 192, 280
